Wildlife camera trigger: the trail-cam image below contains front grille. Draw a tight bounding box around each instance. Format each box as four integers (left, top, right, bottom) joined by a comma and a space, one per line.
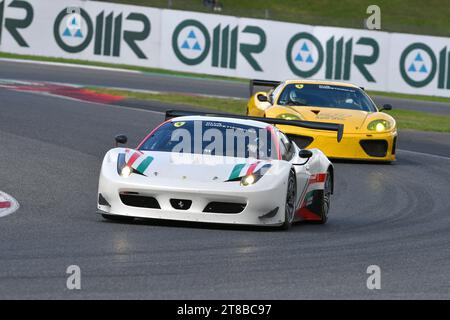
360, 140, 388, 157
203, 202, 246, 214
287, 134, 314, 148
170, 199, 192, 210
120, 194, 161, 209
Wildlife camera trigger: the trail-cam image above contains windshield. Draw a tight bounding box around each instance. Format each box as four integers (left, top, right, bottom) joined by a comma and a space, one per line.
277, 83, 377, 112
139, 120, 277, 160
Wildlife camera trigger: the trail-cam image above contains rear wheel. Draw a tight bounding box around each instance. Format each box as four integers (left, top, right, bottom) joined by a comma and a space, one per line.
310, 172, 332, 224
281, 170, 297, 230
102, 214, 134, 223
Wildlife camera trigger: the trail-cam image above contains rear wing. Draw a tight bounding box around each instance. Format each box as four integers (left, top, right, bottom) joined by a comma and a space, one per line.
249, 79, 281, 97
165, 110, 344, 142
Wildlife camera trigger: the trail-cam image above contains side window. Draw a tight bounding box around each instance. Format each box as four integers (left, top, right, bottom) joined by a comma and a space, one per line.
277, 131, 294, 161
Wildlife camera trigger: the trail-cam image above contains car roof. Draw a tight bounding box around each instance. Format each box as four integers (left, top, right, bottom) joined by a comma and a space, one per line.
168, 115, 272, 129
283, 79, 360, 88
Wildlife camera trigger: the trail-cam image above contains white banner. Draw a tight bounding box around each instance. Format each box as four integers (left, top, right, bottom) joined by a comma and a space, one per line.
0, 0, 162, 67
1, 0, 450, 97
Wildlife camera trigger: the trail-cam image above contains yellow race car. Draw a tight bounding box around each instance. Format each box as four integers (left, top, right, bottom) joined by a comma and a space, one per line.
247, 79, 397, 162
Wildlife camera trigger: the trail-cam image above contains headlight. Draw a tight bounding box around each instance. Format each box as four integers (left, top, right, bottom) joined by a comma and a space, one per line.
120, 165, 132, 178
367, 119, 392, 132
277, 113, 302, 120
241, 174, 256, 186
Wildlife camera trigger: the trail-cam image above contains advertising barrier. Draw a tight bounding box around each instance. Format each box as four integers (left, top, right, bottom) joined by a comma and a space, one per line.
1, 0, 450, 97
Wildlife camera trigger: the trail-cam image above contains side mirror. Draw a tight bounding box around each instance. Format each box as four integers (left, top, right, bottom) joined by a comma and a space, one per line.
298, 149, 313, 159
380, 104, 393, 111
115, 134, 128, 147
257, 94, 268, 102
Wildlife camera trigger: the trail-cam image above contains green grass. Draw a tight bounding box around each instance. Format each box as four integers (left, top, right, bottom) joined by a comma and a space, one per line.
90, 87, 450, 132
100, 0, 450, 37
385, 109, 450, 132
368, 91, 450, 105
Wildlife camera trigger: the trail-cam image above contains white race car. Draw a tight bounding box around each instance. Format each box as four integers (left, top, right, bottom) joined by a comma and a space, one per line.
97, 110, 343, 229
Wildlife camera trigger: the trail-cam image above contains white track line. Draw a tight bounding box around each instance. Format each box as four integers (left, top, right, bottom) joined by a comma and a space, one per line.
397, 149, 450, 160
0, 191, 20, 218
0, 58, 141, 74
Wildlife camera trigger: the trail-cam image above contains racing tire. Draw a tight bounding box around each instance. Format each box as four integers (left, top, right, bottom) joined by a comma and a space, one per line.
102, 214, 134, 223
281, 170, 297, 230
309, 172, 332, 224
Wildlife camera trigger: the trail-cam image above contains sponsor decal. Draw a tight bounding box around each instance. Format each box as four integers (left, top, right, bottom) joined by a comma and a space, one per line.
295, 172, 327, 220
286, 32, 323, 78
174, 121, 186, 127
0, 0, 33, 47
315, 113, 352, 121
286, 32, 379, 82
172, 19, 266, 71
173, 20, 210, 66
54, 6, 150, 58
398, 42, 450, 89
228, 162, 271, 180
125, 151, 154, 174
136, 156, 154, 174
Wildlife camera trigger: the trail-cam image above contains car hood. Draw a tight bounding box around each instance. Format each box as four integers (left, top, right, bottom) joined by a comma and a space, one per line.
121, 150, 274, 183
289, 106, 370, 133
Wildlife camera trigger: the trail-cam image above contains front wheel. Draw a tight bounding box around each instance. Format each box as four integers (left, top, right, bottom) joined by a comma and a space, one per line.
281, 170, 297, 230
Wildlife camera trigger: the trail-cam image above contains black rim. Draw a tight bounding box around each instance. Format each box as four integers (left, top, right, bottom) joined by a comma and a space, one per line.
286, 173, 296, 223
322, 174, 331, 218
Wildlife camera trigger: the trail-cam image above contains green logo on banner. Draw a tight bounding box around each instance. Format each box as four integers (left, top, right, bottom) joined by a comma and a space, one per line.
286, 32, 323, 78
54, 8, 150, 59
172, 19, 211, 66
172, 19, 266, 71
54, 8, 93, 53
400, 43, 437, 88
286, 33, 379, 82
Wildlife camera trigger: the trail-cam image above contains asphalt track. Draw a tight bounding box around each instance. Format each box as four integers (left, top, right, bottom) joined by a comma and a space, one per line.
0, 61, 450, 299
2, 59, 450, 116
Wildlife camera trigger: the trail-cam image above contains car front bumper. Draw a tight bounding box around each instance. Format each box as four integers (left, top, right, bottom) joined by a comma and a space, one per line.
281, 127, 397, 161
97, 166, 290, 227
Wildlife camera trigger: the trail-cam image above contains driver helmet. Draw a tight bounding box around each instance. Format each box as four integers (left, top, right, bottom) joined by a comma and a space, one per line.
289, 89, 306, 105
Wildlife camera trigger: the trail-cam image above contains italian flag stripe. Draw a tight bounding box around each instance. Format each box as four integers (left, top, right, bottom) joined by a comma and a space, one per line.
229, 163, 246, 180
246, 162, 260, 175
127, 152, 141, 167
136, 156, 154, 173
